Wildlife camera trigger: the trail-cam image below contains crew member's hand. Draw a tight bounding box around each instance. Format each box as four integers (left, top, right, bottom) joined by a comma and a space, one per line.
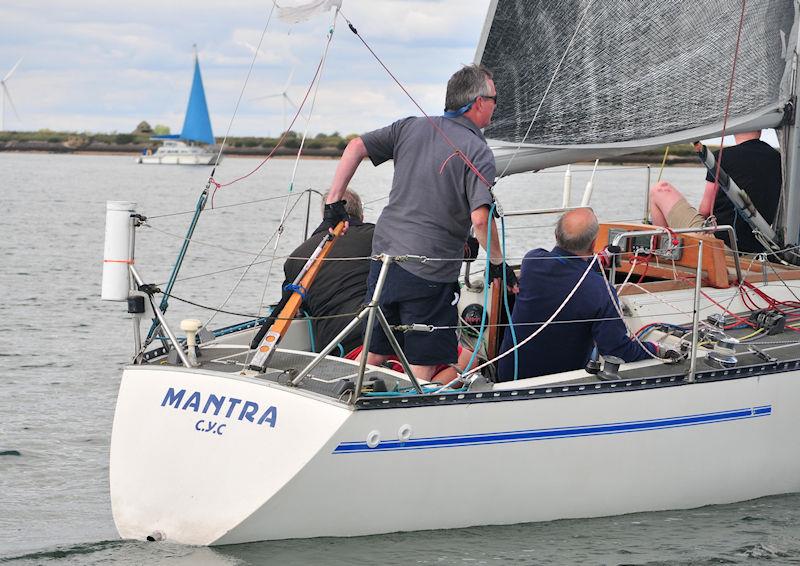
598, 246, 614, 269
322, 200, 350, 234
489, 261, 519, 294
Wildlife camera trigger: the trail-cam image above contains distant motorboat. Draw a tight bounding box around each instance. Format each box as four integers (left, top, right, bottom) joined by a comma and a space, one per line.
138, 49, 220, 166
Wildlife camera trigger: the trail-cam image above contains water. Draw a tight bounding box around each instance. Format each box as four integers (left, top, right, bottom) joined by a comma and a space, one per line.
2, 152, 799, 565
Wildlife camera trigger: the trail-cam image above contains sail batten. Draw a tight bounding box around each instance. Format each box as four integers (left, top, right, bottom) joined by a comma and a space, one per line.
478, 0, 798, 174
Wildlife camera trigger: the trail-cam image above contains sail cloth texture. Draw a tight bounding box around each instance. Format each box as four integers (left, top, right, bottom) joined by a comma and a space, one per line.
180, 57, 215, 146
477, 0, 798, 175
278, 0, 342, 24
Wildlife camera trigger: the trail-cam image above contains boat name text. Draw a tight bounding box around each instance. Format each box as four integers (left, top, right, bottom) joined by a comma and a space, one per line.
161, 387, 278, 432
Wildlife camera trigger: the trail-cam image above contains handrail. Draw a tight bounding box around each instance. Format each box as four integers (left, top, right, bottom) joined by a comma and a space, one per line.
609, 225, 742, 284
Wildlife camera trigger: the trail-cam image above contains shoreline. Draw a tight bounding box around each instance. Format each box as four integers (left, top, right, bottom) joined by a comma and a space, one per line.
0, 140, 700, 166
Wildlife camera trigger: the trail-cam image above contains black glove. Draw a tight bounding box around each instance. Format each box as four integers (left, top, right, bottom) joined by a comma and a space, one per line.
321, 200, 350, 232
488, 261, 519, 290
463, 236, 479, 262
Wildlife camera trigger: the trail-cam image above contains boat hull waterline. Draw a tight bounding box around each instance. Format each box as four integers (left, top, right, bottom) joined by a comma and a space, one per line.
109, 364, 800, 546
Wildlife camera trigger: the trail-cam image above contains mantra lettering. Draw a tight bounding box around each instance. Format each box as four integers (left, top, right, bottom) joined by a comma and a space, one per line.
160, 387, 278, 430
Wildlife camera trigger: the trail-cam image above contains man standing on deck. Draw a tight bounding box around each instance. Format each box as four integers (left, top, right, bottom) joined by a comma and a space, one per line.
497, 208, 658, 380
648, 131, 782, 253
321, 64, 518, 381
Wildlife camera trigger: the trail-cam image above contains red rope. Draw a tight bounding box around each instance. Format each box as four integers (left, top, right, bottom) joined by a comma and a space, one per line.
343, 19, 494, 190
711, 0, 748, 195
208, 51, 329, 207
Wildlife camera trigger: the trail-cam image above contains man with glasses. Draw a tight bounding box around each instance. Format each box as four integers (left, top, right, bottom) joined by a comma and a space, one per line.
322, 64, 517, 382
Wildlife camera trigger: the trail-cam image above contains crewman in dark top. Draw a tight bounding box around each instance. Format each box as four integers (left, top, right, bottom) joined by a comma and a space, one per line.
257, 189, 374, 355
648, 130, 782, 253
497, 208, 657, 380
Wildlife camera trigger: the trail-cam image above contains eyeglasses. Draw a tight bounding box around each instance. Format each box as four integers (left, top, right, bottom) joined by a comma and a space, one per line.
480, 94, 498, 105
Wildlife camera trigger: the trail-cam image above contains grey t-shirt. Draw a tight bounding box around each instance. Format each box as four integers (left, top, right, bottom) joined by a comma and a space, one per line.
361, 115, 495, 282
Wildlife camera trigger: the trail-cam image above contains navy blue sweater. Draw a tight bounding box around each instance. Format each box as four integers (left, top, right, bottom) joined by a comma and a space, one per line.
497, 246, 656, 380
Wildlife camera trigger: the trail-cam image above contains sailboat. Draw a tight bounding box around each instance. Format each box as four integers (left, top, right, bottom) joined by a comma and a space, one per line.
105, 0, 800, 546
137, 48, 219, 165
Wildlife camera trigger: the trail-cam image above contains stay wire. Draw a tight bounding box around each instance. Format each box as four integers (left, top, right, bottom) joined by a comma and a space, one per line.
208, 21, 337, 200
202, 191, 307, 328
338, 9, 493, 190
211, 1, 278, 171
254, 9, 340, 331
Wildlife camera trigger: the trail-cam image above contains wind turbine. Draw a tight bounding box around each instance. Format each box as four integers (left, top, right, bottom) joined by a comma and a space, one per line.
1, 58, 22, 131
254, 68, 302, 134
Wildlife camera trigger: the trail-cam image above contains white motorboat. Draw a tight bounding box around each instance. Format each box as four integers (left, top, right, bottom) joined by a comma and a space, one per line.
136, 138, 217, 165
105, 0, 800, 547
137, 48, 220, 166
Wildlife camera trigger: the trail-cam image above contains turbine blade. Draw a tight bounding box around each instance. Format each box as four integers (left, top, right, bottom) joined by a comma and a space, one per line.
284, 94, 299, 111
3, 57, 23, 82
251, 93, 283, 101
3, 84, 20, 120
282, 67, 295, 93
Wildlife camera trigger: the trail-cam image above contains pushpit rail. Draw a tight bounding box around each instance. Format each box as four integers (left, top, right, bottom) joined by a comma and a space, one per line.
608, 224, 742, 284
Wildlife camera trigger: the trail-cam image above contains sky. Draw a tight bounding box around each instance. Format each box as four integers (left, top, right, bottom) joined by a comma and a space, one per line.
0, 0, 493, 137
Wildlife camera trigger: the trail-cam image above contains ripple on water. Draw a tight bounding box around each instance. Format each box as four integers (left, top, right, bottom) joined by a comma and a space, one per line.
736, 542, 790, 559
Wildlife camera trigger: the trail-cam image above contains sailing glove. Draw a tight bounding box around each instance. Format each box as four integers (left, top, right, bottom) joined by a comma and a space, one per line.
322, 200, 350, 232
463, 236, 480, 262
488, 261, 519, 290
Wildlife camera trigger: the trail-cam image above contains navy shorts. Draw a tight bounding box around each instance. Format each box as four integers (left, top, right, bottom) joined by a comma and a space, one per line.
364, 261, 459, 366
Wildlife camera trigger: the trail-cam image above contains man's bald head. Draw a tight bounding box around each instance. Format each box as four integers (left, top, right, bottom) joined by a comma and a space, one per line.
555, 207, 599, 255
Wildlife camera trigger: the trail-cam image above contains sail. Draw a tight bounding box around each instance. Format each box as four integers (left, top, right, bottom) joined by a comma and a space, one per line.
180, 55, 215, 146
476, 0, 798, 175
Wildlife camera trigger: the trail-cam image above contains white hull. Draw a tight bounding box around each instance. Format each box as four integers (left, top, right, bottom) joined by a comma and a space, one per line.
110, 360, 800, 545
136, 152, 218, 165
136, 139, 219, 165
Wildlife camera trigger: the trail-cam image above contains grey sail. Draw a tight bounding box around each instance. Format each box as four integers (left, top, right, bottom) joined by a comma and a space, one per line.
476, 0, 798, 176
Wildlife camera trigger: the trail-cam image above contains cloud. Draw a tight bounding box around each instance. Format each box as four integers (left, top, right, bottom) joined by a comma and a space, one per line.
0, 0, 492, 134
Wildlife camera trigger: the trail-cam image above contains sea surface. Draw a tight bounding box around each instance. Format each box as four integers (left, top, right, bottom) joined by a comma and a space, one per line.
2, 152, 799, 565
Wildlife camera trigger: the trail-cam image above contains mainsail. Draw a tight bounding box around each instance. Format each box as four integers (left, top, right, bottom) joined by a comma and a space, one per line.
180, 53, 215, 146
476, 0, 798, 176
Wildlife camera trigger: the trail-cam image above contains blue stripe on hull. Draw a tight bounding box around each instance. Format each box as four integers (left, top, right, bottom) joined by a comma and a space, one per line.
334, 405, 772, 454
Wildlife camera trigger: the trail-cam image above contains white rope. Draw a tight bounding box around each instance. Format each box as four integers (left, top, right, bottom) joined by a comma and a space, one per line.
600, 268, 663, 361
497, 0, 597, 178
256, 9, 340, 320
202, 192, 306, 328
454, 254, 600, 385
212, 1, 278, 169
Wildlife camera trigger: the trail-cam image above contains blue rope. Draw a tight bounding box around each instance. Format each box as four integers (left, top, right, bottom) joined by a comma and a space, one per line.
283, 283, 308, 300
337, 343, 345, 357
443, 101, 473, 118
301, 309, 316, 353
463, 203, 495, 375
500, 214, 519, 380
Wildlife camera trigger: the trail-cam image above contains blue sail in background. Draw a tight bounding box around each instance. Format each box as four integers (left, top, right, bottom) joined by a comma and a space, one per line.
180, 55, 215, 145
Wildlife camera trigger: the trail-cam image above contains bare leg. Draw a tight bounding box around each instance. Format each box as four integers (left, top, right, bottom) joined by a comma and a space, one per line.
363, 352, 435, 381
365, 352, 390, 366
430, 347, 476, 385
409, 364, 437, 381
649, 181, 688, 227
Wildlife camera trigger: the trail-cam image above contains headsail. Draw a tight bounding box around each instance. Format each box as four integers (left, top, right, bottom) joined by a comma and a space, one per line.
476, 0, 798, 176
180, 51, 215, 146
